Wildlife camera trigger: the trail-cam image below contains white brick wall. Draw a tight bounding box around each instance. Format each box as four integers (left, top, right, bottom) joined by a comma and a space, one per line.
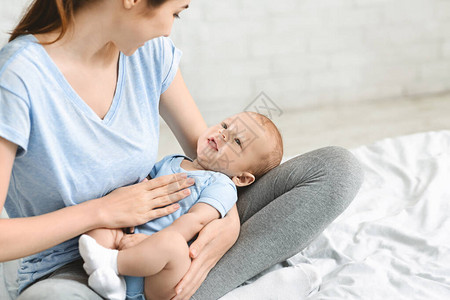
0, 0, 31, 46
1, 0, 449, 124
170, 0, 450, 123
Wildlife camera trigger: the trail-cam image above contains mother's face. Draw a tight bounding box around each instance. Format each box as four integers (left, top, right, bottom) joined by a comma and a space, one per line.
114, 0, 190, 55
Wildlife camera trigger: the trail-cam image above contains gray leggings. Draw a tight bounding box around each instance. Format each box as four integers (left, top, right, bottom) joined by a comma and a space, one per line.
17, 146, 363, 300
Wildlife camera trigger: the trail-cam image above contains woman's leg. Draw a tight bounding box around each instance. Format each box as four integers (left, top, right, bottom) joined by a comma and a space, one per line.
17, 259, 102, 300
192, 146, 364, 299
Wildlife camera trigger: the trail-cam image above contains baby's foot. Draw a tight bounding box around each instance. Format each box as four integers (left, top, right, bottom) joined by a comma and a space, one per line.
89, 267, 126, 300
78, 234, 118, 275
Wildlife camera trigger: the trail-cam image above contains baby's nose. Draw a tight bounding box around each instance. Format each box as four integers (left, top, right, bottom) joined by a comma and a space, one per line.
218, 129, 228, 141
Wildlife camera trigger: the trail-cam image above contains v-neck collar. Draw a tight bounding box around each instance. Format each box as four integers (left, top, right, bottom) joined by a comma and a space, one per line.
29, 34, 125, 125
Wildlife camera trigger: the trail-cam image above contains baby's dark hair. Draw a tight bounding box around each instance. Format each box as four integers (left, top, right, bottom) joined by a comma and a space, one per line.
245, 112, 283, 179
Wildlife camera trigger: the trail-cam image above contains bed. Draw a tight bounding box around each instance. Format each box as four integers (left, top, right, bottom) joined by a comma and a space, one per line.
2, 130, 450, 299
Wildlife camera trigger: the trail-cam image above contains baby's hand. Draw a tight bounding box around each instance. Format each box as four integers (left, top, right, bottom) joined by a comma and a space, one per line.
118, 233, 148, 250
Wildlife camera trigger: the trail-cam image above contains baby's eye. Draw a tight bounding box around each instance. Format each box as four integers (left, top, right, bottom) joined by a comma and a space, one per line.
234, 138, 241, 146
174, 13, 180, 19
221, 123, 228, 129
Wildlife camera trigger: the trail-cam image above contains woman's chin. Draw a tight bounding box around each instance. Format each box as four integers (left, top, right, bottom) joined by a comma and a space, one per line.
122, 45, 142, 56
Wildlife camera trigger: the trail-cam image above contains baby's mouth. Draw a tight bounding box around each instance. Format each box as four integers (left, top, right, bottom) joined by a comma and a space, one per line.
208, 138, 218, 151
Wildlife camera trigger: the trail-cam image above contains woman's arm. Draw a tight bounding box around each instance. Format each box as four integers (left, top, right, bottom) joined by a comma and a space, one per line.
0, 137, 102, 261
160, 70, 207, 159
0, 137, 193, 262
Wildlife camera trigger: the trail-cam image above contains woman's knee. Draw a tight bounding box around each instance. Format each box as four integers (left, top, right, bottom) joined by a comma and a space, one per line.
280, 146, 363, 214
237, 146, 363, 223
307, 146, 364, 210
317, 146, 363, 187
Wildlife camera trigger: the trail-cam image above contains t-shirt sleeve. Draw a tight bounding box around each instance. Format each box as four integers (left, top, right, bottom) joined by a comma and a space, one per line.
0, 84, 30, 157
198, 177, 238, 218
160, 37, 182, 95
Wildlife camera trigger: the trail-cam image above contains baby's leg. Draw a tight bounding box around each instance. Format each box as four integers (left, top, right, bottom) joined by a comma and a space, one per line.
116, 230, 191, 300
144, 232, 191, 300
85, 228, 124, 249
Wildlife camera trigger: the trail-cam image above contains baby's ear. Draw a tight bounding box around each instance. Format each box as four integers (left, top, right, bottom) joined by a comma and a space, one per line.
232, 172, 255, 187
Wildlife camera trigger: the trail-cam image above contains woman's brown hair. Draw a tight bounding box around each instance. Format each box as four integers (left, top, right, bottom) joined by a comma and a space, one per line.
9, 0, 167, 44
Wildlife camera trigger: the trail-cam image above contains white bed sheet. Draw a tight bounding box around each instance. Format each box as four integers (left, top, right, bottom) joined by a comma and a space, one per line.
2, 130, 450, 299
222, 130, 450, 299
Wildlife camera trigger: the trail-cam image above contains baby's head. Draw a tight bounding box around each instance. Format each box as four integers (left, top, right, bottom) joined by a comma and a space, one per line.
196, 111, 283, 187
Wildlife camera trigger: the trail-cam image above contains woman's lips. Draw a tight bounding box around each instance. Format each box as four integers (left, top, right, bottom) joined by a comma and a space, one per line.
207, 138, 218, 151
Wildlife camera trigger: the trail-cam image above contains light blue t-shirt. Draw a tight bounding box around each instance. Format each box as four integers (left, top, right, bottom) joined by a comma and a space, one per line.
0, 34, 182, 294
126, 155, 237, 299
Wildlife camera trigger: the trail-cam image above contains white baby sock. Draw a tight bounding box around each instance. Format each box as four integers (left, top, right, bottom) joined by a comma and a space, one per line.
89, 267, 126, 300
79, 235, 126, 299
78, 234, 119, 275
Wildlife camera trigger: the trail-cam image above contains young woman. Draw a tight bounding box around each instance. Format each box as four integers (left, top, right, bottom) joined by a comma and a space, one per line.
0, 0, 363, 299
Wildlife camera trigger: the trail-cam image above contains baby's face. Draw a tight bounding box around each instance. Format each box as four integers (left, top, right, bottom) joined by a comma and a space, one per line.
196, 112, 271, 177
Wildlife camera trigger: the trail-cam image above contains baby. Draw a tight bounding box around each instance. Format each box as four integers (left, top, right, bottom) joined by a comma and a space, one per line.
78, 111, 283, 300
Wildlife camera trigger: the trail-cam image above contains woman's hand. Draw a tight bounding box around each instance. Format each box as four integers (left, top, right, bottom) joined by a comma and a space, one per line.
97, 173, 194, 229
173, 205, 240, 300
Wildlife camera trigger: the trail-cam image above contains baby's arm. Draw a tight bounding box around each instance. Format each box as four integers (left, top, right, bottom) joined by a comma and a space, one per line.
160, 202, 220, 242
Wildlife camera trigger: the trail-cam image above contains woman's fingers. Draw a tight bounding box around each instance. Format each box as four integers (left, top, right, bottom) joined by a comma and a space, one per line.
151, 177, 195, 199
103, 173, 194, 227
173, 256, 211, 300
173, 228, 215, 299
181, 272, 206, 300
152, 188, 191, 209
143, 173, 195, 209
189, 230, 214, 258
173, 260, 200, 299
144, 173, 187, 190
146, 203, 181, 220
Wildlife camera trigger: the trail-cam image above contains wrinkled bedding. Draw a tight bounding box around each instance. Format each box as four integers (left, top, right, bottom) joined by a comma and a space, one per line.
222, 130, 450, 299
2, 131, 450, 299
